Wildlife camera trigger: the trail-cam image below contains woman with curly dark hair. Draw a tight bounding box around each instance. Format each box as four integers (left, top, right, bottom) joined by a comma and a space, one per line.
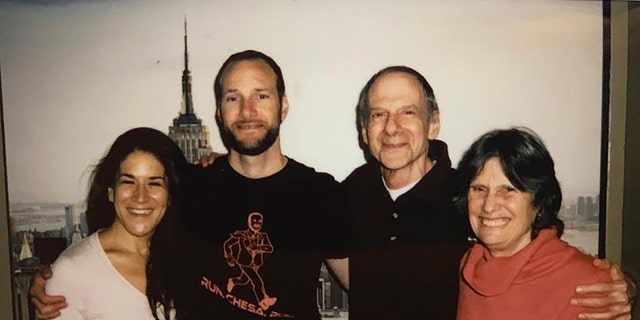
46, 127, 187, 320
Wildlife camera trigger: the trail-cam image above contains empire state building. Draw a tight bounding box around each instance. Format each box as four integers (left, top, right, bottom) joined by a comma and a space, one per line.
169, 19, 212, 163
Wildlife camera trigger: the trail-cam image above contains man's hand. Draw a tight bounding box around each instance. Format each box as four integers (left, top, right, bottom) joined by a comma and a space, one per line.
29, 265, 67, 320
572, 259, 632, 320
193, 151, 225, 167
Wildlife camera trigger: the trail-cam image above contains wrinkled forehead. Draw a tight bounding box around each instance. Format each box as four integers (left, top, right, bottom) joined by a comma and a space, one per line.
368, 71, 426, 106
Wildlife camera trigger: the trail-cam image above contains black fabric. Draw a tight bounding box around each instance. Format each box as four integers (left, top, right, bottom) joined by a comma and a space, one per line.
172, 157, 348, 320
344, 140, 472, 320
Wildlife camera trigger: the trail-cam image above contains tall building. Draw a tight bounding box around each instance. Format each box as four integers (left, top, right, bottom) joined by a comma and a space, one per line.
71, 224, 83, 245
577, 196, 586, 219
18, 234, 33, 261
168, 18, 212, 163
586, 196, 599, 221
64, 204, 74, 242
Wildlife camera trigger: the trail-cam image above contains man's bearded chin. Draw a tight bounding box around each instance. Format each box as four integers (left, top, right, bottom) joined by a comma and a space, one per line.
221, 124, 280, 156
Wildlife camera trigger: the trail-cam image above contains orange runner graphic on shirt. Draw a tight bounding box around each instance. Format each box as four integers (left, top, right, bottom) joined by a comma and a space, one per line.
223, 212, 277, 311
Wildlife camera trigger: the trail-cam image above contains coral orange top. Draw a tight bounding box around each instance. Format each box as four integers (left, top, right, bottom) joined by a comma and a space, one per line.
457, 228, 610, 320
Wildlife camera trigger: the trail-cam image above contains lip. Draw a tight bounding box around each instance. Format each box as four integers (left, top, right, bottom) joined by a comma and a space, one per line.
235, 121, 264, 130
479, 217, 510, 227
382, 142, 407, 150
127, 207, 154, 215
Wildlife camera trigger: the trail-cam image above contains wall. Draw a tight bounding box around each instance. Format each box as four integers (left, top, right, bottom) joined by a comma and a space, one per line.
608, 2, 639, 317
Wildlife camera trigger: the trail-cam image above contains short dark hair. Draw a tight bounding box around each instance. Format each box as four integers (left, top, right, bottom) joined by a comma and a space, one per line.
86, 127, 187, 234
213, 49, 286, 110
454, 127, 564, 239
356, 65, 439, 130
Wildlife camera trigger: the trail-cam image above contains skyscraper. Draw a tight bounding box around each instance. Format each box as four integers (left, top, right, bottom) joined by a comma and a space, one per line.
168, 18, 212, 163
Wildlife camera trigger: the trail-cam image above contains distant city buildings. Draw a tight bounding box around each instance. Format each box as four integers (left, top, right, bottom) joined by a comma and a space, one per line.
168, 18, 212, 163
558, 195, 600, 232
64, 203, 88, 244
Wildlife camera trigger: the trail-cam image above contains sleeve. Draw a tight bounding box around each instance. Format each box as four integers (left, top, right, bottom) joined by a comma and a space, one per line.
47, 256, 85, 320
319, 178, 351, 259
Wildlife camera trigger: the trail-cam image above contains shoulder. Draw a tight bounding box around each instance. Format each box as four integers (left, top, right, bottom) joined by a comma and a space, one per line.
52, 234, 99, 267
537, 237, 610, 285
342, 162, 378, 187
182, 157, 228, 183
48, 235, 99, 295
285, 158, 339, 187
561, 246, 610, 283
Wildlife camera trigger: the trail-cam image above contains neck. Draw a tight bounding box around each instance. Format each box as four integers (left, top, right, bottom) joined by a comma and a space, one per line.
381, 156, 433, 190
99, 227, 150, 257
228, 137, 287, 179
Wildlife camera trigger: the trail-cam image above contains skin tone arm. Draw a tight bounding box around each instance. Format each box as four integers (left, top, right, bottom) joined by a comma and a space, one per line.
325, 258, 349, 291
573, 259, 636, 320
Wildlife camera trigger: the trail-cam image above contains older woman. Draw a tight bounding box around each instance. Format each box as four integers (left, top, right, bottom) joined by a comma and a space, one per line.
455, 127, 610, 320
46, 127, 187, 320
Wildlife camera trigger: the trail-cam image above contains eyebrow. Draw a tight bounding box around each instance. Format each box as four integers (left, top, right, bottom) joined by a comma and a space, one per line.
370, 104, 418, 110
224, 88, 272, 94
224, 88, 239, 94
118, 173, 165, 181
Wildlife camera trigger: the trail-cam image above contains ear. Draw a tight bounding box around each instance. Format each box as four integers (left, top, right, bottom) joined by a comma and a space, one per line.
361, 126, 369, 145
108, 187, 114, 203
280, 95, 289, 122
427, 110, 441, 140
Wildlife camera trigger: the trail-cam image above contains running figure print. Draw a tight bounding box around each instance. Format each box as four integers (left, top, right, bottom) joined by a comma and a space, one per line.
223, 212, 277, 310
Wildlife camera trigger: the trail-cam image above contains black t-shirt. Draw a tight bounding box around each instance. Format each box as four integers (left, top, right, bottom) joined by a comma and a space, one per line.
173, 157, 348, 320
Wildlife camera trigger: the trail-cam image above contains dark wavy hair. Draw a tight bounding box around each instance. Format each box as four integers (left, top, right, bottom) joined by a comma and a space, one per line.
86, 127, 186, 233
355, 66, 439, 162
454, 127, 564, 240
85, 127, 187, 319
213, 49, 286, 110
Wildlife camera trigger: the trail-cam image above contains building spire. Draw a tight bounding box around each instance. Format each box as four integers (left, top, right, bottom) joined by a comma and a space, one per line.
169, 16, 212, 163
181, 15, 194, 116
19, 234, 33, 261
184, 15, 189, 71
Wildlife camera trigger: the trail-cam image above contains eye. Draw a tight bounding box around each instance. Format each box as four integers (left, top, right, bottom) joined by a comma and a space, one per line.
257, 93, 270, 100
118, 179, 135, 185
469, 185, 487, 193
225, 96, 239, 102
401, 109, 416, 116
370, 111, 386, 119
148, 180, 167, 188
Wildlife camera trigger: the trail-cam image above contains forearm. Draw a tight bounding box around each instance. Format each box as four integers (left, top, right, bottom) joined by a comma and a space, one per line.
325, 258, 349, 291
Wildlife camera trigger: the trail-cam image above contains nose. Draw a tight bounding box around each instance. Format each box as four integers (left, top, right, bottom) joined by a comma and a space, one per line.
133, 184, 149, 203
239, 98, 257, 119
481, 191, 501, 213
383, 113, 399, 135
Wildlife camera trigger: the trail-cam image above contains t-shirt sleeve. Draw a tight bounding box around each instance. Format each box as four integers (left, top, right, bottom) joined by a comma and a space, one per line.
318, 178, 351, 258
47, 256, 85, 320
